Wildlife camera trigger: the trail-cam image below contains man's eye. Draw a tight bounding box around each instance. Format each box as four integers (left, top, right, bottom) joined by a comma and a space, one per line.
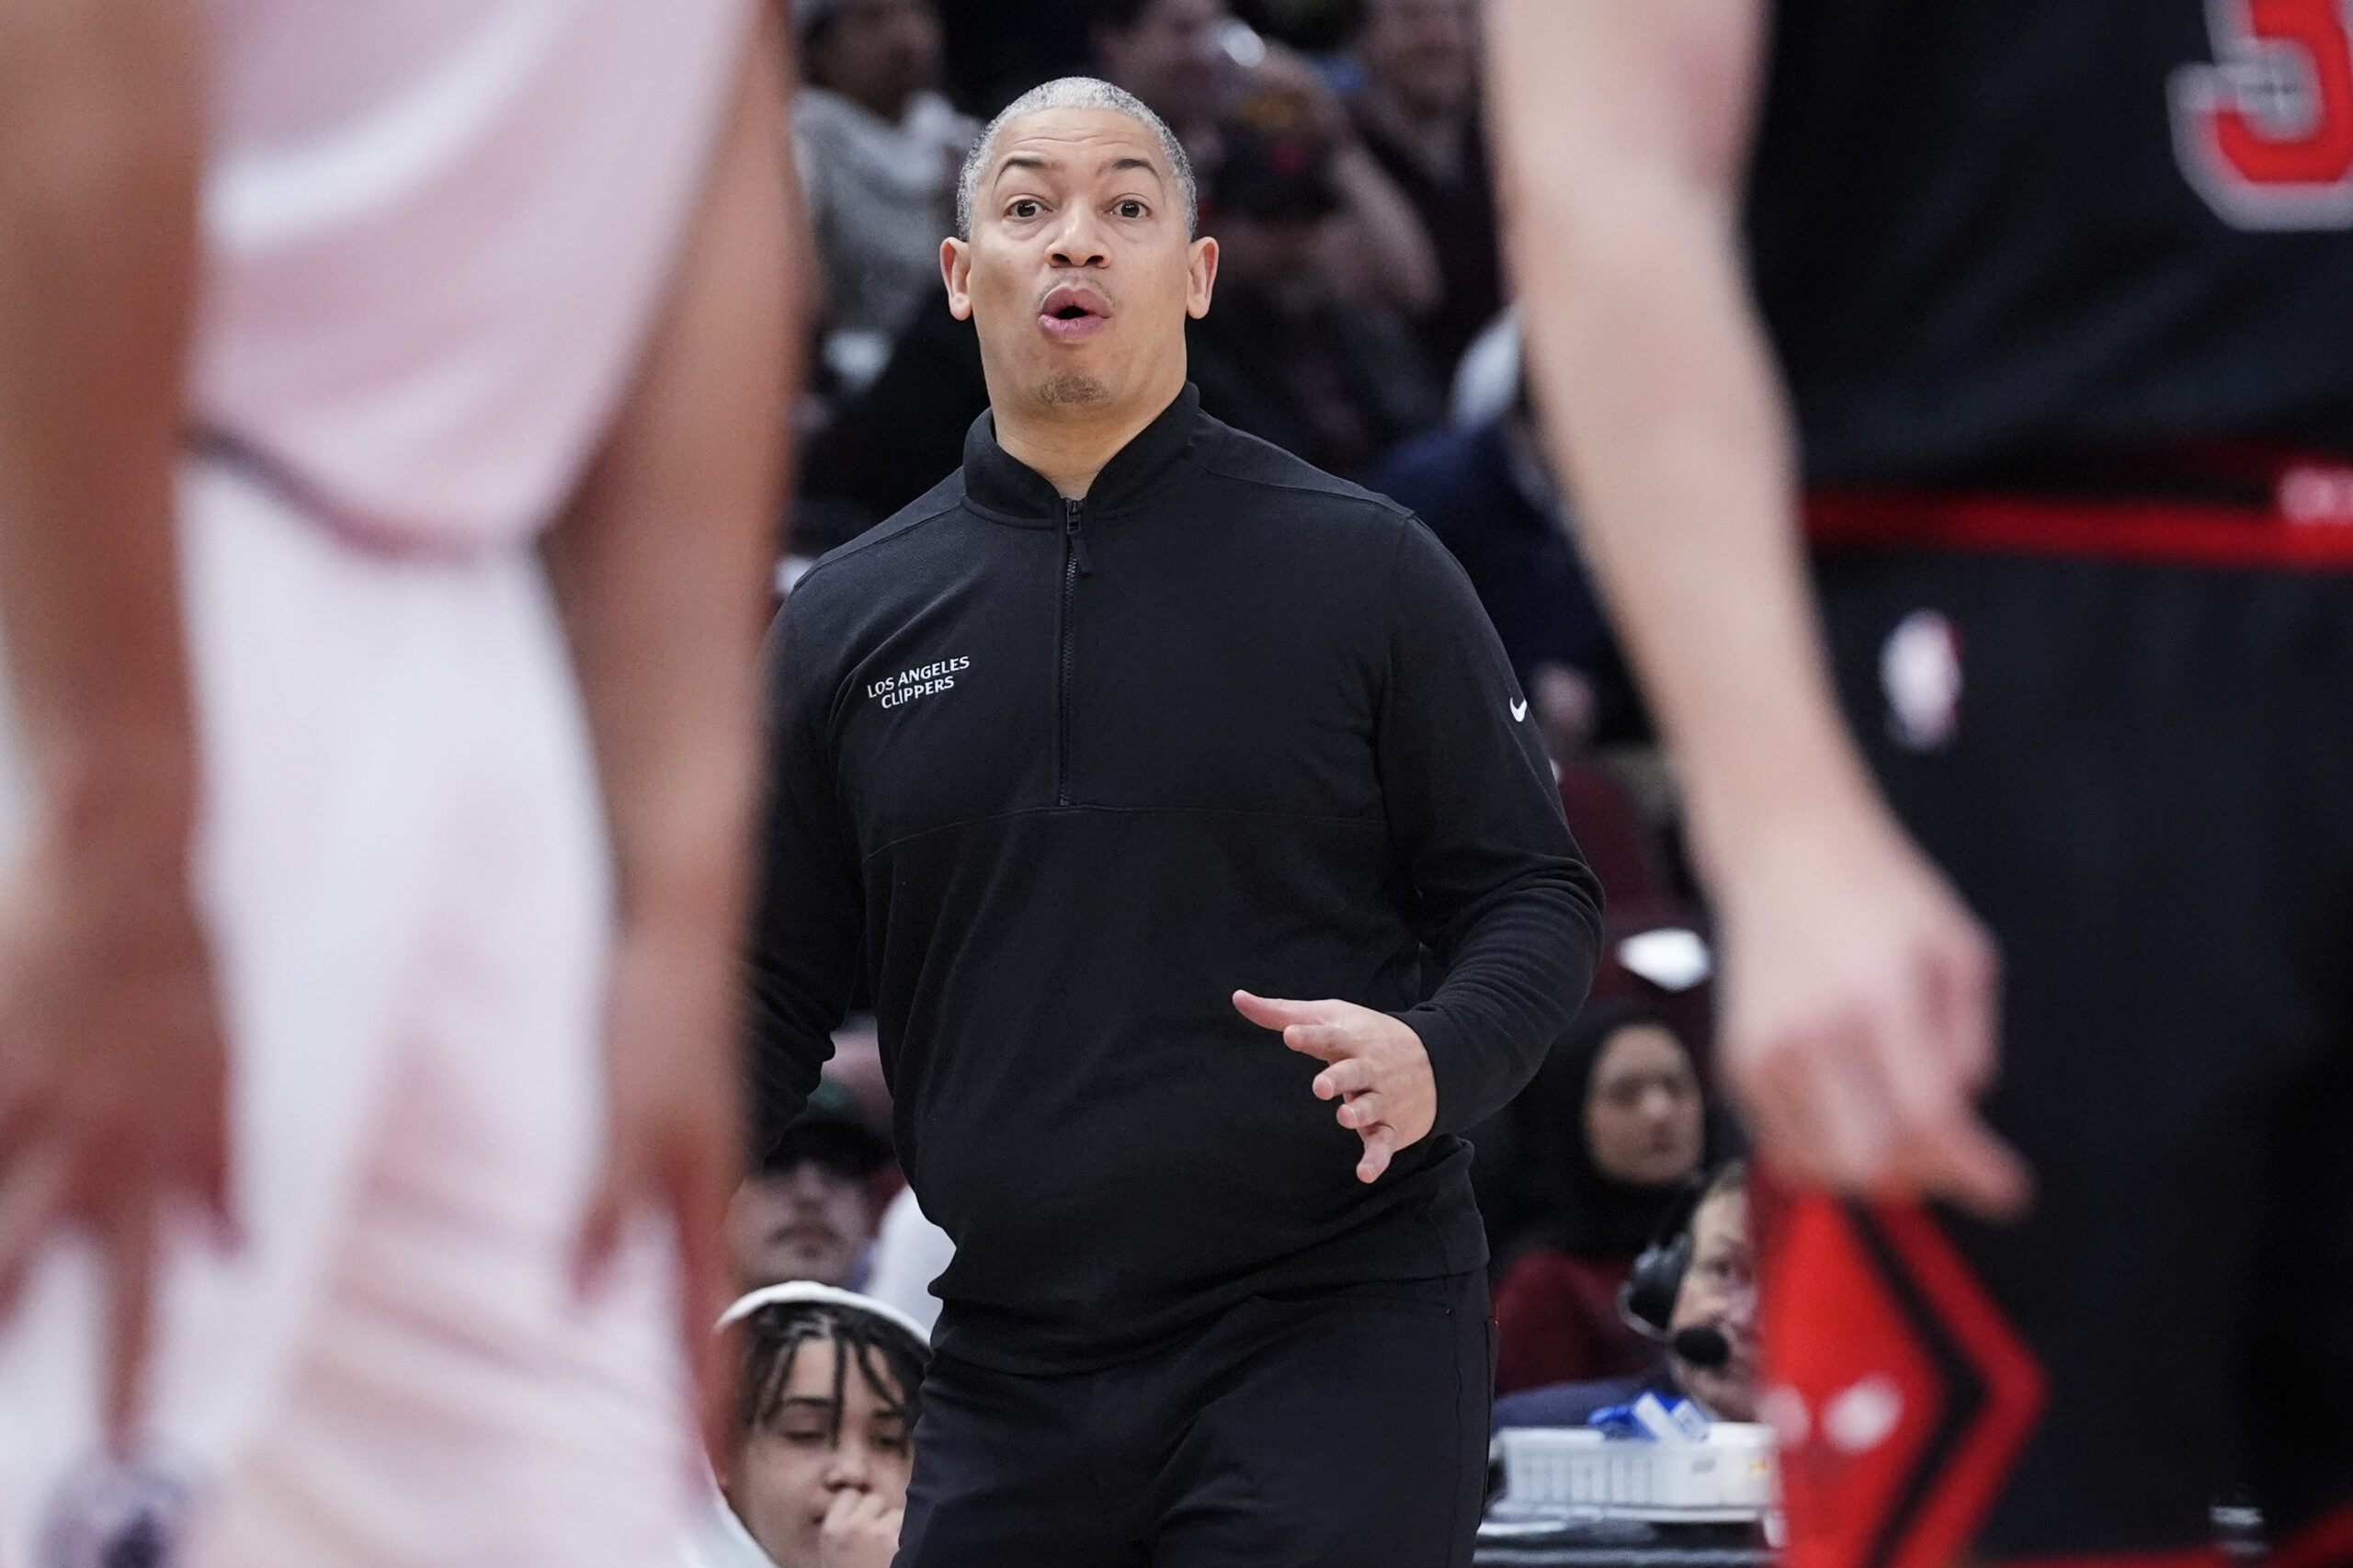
1009, 199, 1040, 219
1117, 200, 1147, 219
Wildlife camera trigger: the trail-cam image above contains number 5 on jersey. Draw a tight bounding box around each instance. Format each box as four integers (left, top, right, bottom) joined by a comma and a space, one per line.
2173, 0, 2353, 227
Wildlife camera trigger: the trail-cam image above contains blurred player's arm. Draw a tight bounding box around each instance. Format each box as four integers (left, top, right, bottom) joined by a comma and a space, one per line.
1484, 0, 2027, 1215
0, 0, 229, 1448
539, 7, 809, 1436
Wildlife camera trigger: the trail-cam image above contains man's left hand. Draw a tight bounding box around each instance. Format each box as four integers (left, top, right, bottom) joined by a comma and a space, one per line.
1232, 992, 1435, 1184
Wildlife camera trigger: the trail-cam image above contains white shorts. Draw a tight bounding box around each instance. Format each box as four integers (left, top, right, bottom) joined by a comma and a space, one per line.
0, 463, 693, 1566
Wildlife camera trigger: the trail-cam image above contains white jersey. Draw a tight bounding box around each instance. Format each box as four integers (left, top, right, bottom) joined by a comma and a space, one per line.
1, 9, 756, 1561
190, 0, 750, 552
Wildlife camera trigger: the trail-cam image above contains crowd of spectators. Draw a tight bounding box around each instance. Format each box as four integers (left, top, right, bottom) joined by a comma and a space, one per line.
786, 0, 1648, 772
791, 0, 1546, 555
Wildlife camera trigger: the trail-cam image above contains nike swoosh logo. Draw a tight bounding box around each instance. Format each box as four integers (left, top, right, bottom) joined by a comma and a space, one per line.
1510, 699, 1529, 722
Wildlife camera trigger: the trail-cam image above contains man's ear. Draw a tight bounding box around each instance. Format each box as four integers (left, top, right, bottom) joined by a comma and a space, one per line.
941, 236, 975, 322
1187, 234, 1219, 320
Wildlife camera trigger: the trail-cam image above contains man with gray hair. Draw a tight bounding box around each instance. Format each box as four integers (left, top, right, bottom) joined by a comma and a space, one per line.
751, 76, 1601, 1567
953, 76, 1202, 238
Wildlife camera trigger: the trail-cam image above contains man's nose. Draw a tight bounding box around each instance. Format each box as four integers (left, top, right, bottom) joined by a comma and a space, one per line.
1049, 212, 1110, 267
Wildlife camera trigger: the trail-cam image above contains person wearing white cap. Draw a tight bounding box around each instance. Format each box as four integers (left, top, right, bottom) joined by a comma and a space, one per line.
694, 1283, 932, 1568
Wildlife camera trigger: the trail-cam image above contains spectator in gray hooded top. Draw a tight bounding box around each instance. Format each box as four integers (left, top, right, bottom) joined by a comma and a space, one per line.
793, 0, 978, 394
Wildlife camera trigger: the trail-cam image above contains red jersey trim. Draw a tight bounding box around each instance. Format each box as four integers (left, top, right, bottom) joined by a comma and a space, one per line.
1756, 1179, 2047, 1568
1806, 480, 2353, 569
1872, 1203, 2048, 1568
2275, 1498, 2353, 1568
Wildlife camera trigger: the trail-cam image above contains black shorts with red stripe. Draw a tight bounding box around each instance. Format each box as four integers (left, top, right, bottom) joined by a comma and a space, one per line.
1762, 472, 2353, 1568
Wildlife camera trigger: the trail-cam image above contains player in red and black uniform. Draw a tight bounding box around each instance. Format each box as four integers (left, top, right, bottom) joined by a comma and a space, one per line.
1489, 4, 2353, 1568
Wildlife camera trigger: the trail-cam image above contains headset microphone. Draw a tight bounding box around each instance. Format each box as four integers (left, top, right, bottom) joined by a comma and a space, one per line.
1671, 1325, 1730, 1369
1618, 1172, 1712, 1339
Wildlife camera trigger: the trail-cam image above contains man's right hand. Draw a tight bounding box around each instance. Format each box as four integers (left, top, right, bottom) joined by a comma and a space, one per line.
1711, 803, 2030, 1219
0, 790, 233, 1451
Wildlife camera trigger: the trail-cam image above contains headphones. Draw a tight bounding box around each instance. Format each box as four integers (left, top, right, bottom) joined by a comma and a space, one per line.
1617, 1172, 1712, 1340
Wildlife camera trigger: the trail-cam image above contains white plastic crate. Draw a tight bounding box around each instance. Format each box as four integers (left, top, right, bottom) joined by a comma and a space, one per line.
1492, 1424, 1778, 1522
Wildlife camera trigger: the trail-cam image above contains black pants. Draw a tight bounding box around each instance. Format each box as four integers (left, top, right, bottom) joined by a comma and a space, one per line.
1811, 544, 2353, 1567
893, 1271, 1494, 1568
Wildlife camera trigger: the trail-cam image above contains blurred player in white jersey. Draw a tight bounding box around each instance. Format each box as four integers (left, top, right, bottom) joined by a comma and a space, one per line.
0, 2, 804, 1563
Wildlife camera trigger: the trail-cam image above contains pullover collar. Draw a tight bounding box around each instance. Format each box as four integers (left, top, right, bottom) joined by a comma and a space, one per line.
961, 383, 1203, 524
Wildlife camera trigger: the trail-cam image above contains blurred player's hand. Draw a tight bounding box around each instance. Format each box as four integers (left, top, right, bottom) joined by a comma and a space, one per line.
1712, 804, 2031, 1219
817, 1488, 904, 1568
1233, 992, 1434, 1184
0, 801, 232, 1453
574, 918, 744, 1463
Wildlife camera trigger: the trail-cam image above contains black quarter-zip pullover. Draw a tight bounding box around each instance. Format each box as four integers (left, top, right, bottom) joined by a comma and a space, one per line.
750, 386, 1603, 1372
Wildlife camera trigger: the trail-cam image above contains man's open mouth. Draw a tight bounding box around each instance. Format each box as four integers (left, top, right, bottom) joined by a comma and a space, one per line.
1040, 285, 1111, 339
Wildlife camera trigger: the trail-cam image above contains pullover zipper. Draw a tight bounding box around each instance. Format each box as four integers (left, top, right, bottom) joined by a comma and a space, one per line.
1058, 497, 1088, 805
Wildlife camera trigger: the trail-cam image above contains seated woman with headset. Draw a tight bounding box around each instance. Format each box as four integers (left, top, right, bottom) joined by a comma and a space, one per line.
1492, 1160, 1758, 1429
1489, 1004, 1728, 1394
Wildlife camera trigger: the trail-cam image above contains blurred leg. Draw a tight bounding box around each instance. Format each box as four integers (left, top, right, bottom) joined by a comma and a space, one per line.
1790, 545, 2349, 1565
193, 541, 691, 1567
0, 467, 456, 1565
0, 468, 690, 1568
2250, 1036, 2353, 1568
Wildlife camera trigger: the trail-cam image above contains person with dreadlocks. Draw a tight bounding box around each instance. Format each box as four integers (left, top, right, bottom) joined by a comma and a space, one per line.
697, 1283, 932, 1568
